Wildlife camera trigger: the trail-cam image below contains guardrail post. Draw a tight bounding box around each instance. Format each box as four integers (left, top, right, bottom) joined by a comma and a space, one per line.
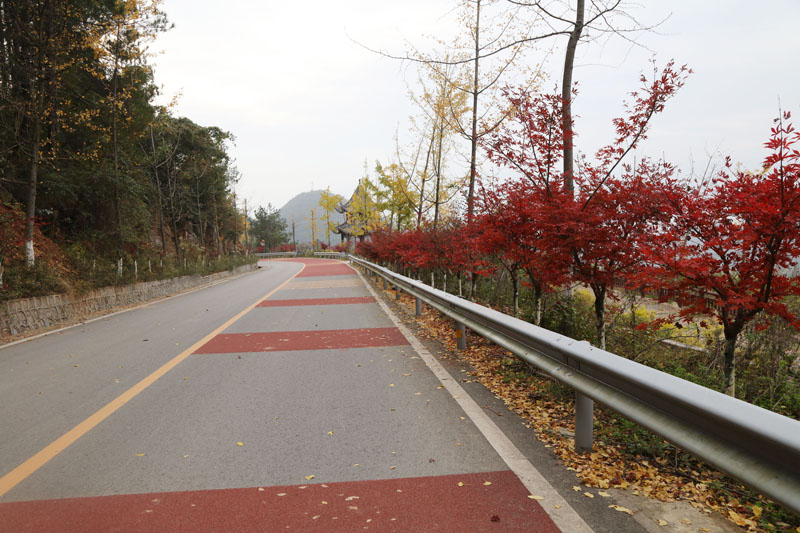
456, 322, 467, 350
395, 287, 401, 300
415, 297, 422, 316
575, 392, 594, 453
383, 278, 387, 290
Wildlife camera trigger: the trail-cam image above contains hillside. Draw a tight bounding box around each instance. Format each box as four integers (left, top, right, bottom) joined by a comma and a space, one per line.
278, 190, 345, 245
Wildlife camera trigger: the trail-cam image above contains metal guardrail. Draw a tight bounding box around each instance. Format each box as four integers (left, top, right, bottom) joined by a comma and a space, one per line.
313, 251, 346, 258
348, 255, 800, 513
255, 252, 297, 258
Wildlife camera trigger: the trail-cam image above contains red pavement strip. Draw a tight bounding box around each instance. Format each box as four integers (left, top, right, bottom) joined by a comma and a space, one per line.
256, 297, 375, 307
0, 471, 560, 532
194, 328, 409, 354
295, 263, 356, 277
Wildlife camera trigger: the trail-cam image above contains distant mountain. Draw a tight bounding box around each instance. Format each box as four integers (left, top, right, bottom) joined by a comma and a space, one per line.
278, 190, 346, 245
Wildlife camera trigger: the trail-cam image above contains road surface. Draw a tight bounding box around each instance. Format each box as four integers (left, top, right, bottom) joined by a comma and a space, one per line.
0, 258, 650, 531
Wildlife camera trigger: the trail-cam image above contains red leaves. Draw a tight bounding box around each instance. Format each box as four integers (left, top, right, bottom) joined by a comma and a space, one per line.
641, 116, 800, 337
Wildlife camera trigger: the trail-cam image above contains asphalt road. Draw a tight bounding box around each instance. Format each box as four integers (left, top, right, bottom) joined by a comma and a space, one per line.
0, 258, 654, 532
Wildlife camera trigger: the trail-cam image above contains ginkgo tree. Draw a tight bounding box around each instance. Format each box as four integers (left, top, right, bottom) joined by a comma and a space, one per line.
318, 188, 344, 247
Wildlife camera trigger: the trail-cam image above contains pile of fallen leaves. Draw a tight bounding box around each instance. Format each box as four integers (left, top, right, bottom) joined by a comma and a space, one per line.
0, 202, 74, 278
382, 286, 799, 532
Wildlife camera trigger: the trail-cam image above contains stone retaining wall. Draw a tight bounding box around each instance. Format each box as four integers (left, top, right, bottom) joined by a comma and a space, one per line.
0, 263, 258, 339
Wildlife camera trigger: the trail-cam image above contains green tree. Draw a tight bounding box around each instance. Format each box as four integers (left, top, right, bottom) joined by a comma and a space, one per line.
250, 204, 288, 252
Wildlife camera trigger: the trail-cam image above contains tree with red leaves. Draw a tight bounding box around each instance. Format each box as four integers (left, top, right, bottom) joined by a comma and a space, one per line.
640, 113, 800, 396
484, 61, 690, 347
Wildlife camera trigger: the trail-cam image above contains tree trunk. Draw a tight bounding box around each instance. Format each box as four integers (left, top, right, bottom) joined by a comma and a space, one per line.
418, 122, 435, 228
593, 284, 606, 350
722, 331, 738, 396
24, 113, 42, 268
512, 273, 519, 317
149, 125, 167, 256
562, 0, 584, 194
434, 121, 444, 229
466, 0, 481, 219
112, 23, 123, 259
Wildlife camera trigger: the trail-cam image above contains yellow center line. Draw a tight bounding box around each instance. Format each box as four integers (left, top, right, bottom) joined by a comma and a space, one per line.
0, 263, 305, 498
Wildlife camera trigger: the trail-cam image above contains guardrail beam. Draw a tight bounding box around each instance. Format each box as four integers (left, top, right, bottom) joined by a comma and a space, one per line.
347, 254, 800, 513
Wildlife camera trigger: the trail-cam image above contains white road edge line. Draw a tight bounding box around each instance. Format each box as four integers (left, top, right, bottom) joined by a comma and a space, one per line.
358, 269, 593, 533
0, 263, 264, 351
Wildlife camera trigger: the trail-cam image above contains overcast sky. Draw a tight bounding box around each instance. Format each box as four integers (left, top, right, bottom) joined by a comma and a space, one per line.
150, 0, 800, 212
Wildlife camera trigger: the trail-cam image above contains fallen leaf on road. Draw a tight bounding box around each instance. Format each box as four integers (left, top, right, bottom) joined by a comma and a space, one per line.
321, 501, 328, 505
528, 495, 544, 500
277, 493, 286, 497
389, 466, 396, 470
657, 519, 668, 526
597, 491, 610, 497
483, 481, 492, 486
389, 384, 395, 387
345, 496, 359, 501
305, 475, 315, 480
609, 505, 634, 515
258, 488, 264, 492
458, 482, 464, 487
236, 442, 244, 447
327, 431, 334, 435
584, 492, 594, 499
135, 453, 144, 457
554, 505, 561, 509
572, 486, 582, 492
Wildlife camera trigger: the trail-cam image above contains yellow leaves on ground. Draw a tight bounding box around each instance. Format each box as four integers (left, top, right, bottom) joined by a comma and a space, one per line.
528, 495, 544, 500
236, 441, 244, 447
457, 482, 465, 487
657, 519, 668, 526
305, 475, 315, 480
327, 431, 334, 436
483, 480, 492, 486
400, 292, 782, 533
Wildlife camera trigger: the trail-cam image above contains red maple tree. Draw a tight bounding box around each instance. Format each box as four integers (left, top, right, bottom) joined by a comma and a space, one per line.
483, 61, 690, 347
640, 113, 800, 395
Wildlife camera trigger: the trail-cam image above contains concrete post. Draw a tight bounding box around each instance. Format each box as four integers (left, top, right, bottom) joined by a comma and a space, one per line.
456, 323, 467, 350
575, 392, 594, 453
415, 297, 422, 316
